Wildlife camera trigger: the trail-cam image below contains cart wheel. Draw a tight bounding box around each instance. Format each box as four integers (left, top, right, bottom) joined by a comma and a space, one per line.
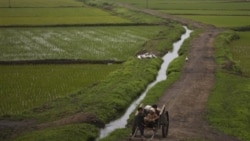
162, 111, 169, 138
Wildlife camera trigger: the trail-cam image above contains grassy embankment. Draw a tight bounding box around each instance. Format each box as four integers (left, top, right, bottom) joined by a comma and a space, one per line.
207, 31, 250, 141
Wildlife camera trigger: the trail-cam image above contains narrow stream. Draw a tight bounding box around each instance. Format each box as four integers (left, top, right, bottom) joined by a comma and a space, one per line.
97, 26, 192, 140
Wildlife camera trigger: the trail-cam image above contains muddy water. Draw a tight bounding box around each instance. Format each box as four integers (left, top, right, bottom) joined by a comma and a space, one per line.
97, 26, 192, 140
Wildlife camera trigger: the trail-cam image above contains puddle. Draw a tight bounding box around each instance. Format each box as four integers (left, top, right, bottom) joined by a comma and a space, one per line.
97, 26, 192, 140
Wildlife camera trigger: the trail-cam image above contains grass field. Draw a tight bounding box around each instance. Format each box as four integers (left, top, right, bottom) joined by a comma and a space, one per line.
0, 64, 120, 116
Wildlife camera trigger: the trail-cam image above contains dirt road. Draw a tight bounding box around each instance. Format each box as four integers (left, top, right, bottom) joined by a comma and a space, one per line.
118, 4, 241, 141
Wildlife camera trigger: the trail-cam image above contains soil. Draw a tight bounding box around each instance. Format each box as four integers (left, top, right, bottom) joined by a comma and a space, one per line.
0, 3, 241, 141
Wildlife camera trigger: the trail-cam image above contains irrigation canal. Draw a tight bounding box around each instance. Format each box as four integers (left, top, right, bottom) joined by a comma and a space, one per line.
97, 26, 192, 140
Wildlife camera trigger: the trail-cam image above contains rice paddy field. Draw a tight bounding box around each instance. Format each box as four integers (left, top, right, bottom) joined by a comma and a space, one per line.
0, 0, 131, 26
0, 25, 168, 116
109, 0, 250, 28
0, 0, 85, 7
0, 8, 131, 26
0, 64, 120, 115
0, 0, 170, 117
0, 26, 164, 61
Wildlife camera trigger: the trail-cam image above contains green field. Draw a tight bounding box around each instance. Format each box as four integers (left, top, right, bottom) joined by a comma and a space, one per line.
0, 26, 164, 61
0, 7, 131, 26
0, 25, 172, 116
107, 0, 250, 28
207, 31, 250, 141
0, 64, 120, 115
0, 0, 85, 7
0, 0, 132, 26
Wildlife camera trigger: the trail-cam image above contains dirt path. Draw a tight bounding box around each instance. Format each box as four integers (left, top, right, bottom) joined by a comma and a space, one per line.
118, 4, 241, 141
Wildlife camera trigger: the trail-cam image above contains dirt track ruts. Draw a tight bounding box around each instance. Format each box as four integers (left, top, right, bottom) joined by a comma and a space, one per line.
118, 3, 241, 141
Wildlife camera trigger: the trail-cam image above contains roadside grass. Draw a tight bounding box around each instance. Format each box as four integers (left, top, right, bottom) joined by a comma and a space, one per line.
12, 123, 98, 141
0, 26, 163, 61
0, 64, 120, 116
230, 32, 250, 76
99, 128, 130, 141
207, 31, 250, 141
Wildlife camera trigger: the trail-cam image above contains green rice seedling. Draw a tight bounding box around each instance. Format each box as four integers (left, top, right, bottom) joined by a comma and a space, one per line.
0, 64, 120, 116
0, 7, 131, 26
0, 26, 165, 61
13, 24, 184, 123
0, 0, 85, 7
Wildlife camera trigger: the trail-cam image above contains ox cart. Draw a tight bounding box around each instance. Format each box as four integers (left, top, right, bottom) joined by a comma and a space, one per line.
130, 104, 169, 140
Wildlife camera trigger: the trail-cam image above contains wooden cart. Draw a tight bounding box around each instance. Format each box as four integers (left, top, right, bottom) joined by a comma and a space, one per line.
130, 104, 169, 140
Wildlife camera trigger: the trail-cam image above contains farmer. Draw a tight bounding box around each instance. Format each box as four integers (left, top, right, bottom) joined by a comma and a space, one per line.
144, 105, 152, 115
152, 104, 161, 116
144, 107, 159, 129
132, 107, 145, 138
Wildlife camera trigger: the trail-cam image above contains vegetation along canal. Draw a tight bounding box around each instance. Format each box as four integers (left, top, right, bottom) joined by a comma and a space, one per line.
97, 26, 192, 140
